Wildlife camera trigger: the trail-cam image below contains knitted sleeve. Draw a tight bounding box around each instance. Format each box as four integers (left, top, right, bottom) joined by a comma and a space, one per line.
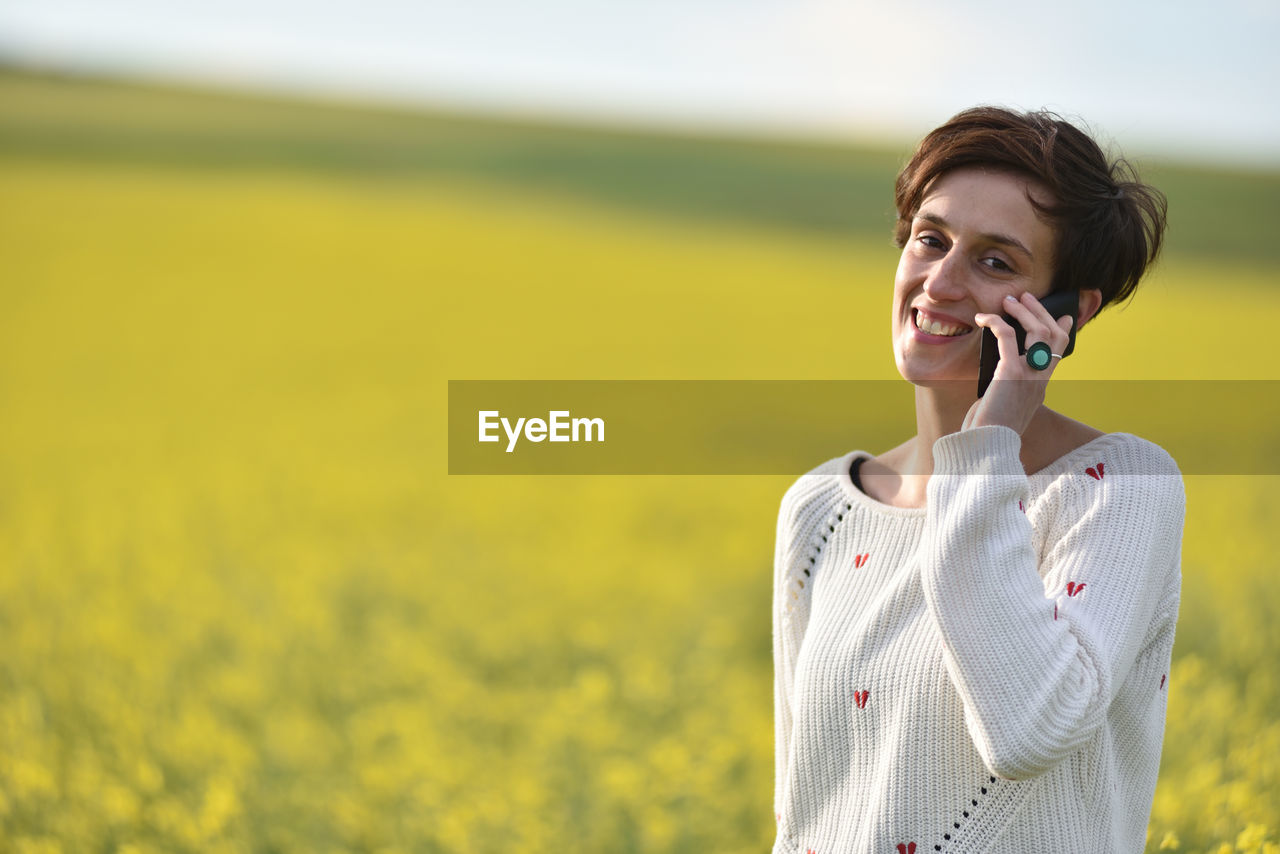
772, 464, 842, 819
772, 489, 795, 822
919, 425, 1184, 781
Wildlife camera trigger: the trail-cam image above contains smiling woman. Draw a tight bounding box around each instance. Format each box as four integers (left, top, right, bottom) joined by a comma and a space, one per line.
894, 167, 1067, 391
771, 108, 1179, 854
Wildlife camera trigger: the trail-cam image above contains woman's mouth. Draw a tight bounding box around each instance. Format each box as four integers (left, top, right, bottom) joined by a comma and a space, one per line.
913, 308, 974, 338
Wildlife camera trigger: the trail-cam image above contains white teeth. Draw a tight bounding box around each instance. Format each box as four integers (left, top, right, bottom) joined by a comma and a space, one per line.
914, 310, 970, 337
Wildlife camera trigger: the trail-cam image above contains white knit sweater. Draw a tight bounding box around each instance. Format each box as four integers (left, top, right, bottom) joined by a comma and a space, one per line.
772, 426, 1184, 854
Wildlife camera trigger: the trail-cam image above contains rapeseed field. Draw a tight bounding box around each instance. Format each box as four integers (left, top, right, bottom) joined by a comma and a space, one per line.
1, 72, 1277, 853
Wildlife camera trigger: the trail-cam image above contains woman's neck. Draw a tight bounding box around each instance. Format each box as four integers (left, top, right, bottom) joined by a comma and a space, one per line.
907, 385, 1099, 479
861, 385, 1104, 510
911, 384, 974, 469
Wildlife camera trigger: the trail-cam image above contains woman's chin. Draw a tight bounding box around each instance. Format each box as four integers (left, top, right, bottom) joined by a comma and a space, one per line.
896, 360, 979, 393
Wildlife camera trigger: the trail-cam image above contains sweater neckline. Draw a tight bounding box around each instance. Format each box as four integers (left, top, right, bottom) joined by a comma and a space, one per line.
836, 431, 1131, 516
836, 450, 927, 518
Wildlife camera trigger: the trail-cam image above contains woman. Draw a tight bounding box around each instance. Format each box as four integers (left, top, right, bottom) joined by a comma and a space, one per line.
772, 108, 1182, 854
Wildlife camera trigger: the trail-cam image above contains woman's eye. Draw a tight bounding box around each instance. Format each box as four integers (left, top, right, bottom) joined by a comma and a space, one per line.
982, 257, 1014, 272
917, 234, 945, 250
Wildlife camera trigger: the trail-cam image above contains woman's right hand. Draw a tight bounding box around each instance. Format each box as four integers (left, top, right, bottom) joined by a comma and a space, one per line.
962, 292, 1073, 435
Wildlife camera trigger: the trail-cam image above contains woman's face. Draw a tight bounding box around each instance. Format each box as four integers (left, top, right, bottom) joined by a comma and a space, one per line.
892, 166, 1057, 387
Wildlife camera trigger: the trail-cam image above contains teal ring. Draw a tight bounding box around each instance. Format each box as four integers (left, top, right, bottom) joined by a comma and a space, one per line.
1026, 341, 1054, 371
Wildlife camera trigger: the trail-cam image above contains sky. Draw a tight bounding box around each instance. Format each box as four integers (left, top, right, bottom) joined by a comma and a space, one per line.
1, 0, 1277, 166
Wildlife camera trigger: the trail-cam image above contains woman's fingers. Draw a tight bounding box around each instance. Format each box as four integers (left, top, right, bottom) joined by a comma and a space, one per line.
969, 293, 1073, 433
1020, 292, 1074, 351
974, 312, 1021, 372
1002, 292, 1071, 353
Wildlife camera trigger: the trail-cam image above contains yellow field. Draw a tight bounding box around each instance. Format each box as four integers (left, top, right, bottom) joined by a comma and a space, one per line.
1, 157, 1277, 853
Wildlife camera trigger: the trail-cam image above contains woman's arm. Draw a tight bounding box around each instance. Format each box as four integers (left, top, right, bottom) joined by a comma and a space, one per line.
773, 491, 794, 821
772, 465, 843, 819
919, 425, 1183, 781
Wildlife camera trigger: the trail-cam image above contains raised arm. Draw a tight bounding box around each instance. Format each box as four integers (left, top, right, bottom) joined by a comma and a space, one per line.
919, 426, 1183, 780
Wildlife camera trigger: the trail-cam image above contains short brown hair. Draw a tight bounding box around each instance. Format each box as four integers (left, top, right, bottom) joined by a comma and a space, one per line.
894, 107, 1167, 311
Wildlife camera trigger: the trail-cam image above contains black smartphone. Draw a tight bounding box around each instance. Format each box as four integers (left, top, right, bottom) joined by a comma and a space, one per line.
977, 290, 1079, 398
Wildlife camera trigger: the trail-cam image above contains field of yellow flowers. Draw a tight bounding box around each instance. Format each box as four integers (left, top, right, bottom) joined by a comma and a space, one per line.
1, 72, 1278, 853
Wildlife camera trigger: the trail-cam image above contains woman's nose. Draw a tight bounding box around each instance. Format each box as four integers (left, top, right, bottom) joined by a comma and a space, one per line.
921, 253, 967, 301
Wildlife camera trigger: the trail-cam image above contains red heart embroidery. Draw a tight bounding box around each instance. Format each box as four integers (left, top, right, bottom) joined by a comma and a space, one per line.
1018, 500, 1025, 513
854, 552, 869, 568
1067, 581, 1086, 597
1086, 461, 1106, 480
896, 844, 917, 854
853, 690, 869, 709
1159, 674, 1166, 690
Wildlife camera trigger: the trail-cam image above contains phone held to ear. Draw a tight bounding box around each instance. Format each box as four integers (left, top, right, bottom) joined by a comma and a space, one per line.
977, 290, 1079, 398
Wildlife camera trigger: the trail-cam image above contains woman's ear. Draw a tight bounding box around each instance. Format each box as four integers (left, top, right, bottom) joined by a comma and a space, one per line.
1077, 289, 1104, 328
